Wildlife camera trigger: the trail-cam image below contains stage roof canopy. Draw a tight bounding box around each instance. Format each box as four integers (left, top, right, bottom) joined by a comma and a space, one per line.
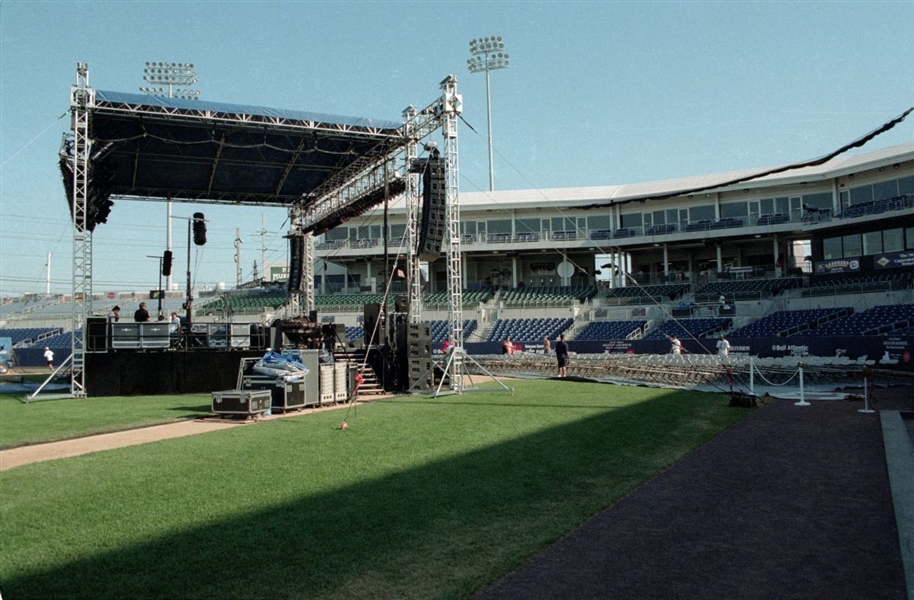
78, 91, 406, 208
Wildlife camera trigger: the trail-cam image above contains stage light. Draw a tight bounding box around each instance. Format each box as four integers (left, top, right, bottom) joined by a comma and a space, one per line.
162, 250, 173, 276
468, 34, 510, 191
193, 212, 207, 246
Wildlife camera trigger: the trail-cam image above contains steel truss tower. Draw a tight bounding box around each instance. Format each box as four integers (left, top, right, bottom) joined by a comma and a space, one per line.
68, 63, 94, 397
440, 75, 464, 392
297, 76, 464, 391
403, 105, 423, 324
286, 206, 314, 317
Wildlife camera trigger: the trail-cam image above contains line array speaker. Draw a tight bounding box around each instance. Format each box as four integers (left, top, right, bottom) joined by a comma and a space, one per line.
287, 235, 304, 293
417, 155, 446, 262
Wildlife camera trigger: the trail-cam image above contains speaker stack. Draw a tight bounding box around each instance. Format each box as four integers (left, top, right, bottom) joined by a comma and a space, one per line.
363, 303, 385, 346
407, 323, 433, 390
417, 155, 446, 262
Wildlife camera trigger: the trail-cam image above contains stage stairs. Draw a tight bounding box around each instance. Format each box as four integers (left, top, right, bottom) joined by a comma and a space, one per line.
332, 348, 385, 396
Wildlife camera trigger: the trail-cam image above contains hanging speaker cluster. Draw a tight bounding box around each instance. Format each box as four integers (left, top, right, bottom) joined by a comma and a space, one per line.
417, 149, 446, 262
286, 234, 304, 293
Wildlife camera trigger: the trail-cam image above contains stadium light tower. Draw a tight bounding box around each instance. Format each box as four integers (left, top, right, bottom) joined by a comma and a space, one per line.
467, 36, 509, 191
140, 61, 200, 293
140, 61, 200, 100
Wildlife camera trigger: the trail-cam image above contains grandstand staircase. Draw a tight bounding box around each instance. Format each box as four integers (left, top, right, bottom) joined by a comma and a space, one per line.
332, 348, 386, 396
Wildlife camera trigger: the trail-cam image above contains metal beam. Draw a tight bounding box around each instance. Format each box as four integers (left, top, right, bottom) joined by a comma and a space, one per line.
69, 63, 94, 397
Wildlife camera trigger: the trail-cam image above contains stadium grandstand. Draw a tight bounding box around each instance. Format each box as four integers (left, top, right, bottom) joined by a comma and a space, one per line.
6, 141, 913, 372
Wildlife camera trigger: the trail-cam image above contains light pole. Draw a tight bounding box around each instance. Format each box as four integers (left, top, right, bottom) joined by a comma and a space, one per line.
140, 61, 200, 292
467, 36, 510, 192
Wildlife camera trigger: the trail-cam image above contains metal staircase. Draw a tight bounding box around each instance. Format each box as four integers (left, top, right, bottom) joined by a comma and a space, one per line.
332, 348, 386, 396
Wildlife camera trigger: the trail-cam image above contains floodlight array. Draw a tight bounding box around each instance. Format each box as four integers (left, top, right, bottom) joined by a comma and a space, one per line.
141, 61, 200, 101
467, 36, 510, 73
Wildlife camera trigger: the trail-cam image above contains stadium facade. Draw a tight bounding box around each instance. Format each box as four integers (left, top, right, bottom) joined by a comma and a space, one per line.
314, 141, 913, 297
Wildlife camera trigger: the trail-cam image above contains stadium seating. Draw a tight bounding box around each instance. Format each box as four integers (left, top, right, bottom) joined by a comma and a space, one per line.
756, 213, 790, 226
810, 304, 914, 336
604, 284, 690, 303
486, 318, 573, 343
203, 289, 291, 314
802, 272, 914, 298
835, 193, 914, 219
574, 320, 647, 340
33, 331, 81, 348
423, 288, 493, 308
430, 320, 478, 345
695, 277, 802, 301
501, 285, 596, 307
0, 327, 64, 346
728, 307, 852, 338
645, 318, 731, 340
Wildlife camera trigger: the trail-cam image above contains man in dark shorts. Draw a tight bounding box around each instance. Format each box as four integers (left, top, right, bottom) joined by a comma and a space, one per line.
555, 333, 569, 378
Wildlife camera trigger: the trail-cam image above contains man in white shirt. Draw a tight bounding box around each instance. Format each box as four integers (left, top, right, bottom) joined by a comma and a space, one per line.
43, 347, 54, 370
717, 335, 731, 359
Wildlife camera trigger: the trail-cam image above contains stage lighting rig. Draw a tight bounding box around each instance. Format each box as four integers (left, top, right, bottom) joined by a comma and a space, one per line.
468, 36, 509, 191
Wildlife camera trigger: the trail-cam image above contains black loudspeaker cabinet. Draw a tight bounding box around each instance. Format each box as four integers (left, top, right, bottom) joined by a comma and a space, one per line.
363, 303, 384, 345
406, 323, 431, 358
418, 156, 446, 261
86, 317, 108, 351
408, 357, 434, 390
394, 296, 409, 313
287, 235, 304, 293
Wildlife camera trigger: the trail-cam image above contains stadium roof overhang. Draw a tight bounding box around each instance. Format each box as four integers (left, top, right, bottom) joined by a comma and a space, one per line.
60, 90, 413, 229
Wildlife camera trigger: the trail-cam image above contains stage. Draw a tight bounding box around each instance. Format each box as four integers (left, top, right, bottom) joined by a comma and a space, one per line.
85, 350, 263, 396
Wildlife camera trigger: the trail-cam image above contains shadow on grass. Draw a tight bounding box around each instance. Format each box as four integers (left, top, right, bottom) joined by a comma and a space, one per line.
2, 388, 748, 599
165, 405, 212, 412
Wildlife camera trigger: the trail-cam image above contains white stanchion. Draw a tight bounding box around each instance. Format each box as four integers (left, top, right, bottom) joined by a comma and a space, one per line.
749, 355, 755, 396
794, 364, 810, 406
858, 375, 875, 414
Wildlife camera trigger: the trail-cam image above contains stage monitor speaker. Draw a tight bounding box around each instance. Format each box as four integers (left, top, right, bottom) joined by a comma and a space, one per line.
417, 155, 446, 262
86, 317, 108, 352
111, 323, 141, 349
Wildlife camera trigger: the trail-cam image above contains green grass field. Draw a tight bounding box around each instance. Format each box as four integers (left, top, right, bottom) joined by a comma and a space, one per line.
0, 393, 212, 449
0, 380, 752, 599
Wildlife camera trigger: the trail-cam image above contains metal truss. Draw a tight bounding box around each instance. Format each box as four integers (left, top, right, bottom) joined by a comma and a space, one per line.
69, 63, 94, 397
297, 89, 447, 233
303, 232, 315, 313
92, 93, 401, 137
300, 155, 404, 233
402, 106, 422, 323
440, 75, 465, 393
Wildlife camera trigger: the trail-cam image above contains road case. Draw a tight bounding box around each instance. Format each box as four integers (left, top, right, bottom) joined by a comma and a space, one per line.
211, 389, 272, 416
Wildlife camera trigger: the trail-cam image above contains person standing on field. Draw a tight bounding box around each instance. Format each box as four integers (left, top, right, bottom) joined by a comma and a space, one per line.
555, 334, 569, 378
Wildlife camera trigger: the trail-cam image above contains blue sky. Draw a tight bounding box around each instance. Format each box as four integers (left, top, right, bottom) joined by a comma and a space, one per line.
1, 0, 912, 297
